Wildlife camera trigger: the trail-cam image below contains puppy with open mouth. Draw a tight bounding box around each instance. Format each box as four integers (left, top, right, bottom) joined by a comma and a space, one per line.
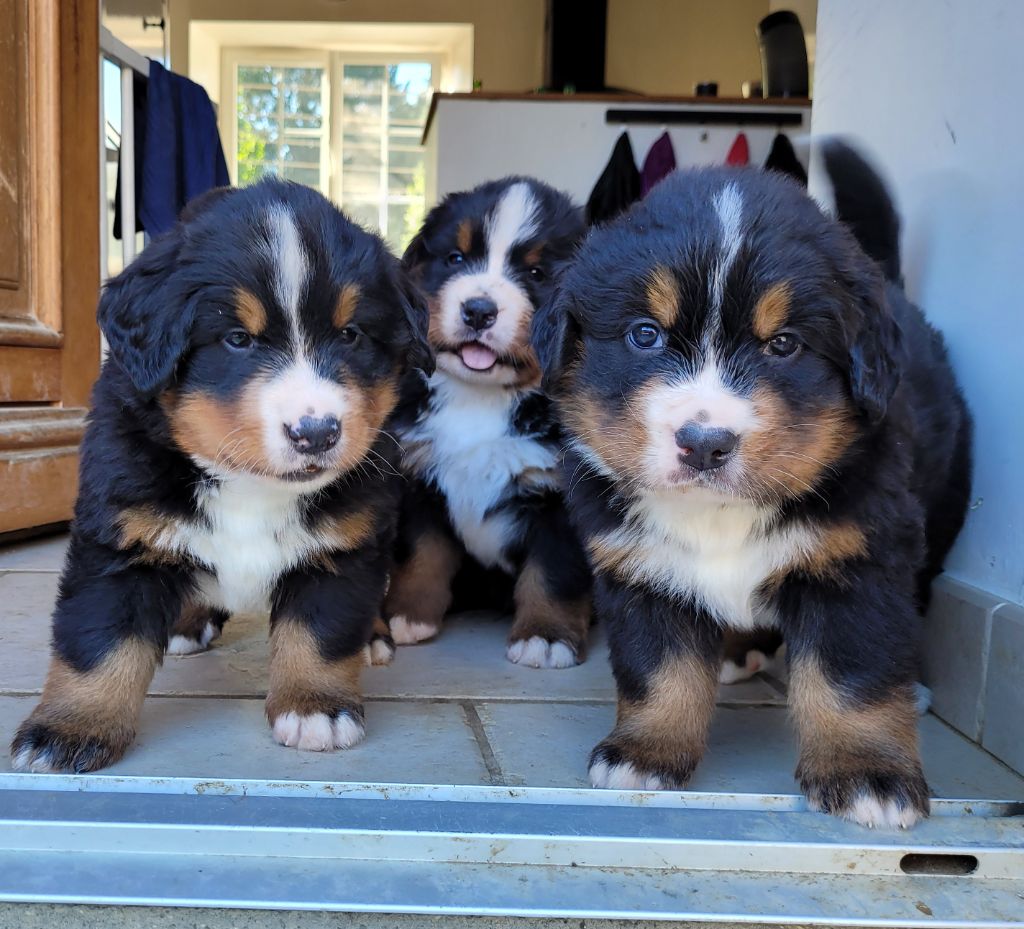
11, 179, 431, 773
533, 147, 971, 827
384, 177, 593, 668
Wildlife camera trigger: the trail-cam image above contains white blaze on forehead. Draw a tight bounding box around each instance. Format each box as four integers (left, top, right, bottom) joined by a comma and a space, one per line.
264, 204, 310, 347
709, 183, 744, 319
484, 182, 539, 273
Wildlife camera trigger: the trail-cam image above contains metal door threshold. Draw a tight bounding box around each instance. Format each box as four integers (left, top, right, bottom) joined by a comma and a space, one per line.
0, 775, 1021, 926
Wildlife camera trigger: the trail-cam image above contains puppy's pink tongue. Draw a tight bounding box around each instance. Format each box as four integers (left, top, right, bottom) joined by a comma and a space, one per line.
460, 343, 498, 371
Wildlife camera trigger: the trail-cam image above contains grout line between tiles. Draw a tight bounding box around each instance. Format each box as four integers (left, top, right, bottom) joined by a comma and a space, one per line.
0, 690, 786, 708
459, 701, 506, 786
0, 568, 62, 574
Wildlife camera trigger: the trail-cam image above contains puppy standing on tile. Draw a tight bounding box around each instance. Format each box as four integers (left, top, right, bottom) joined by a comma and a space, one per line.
385, 177, 592, 668
12, 180, 431, 772
533, 146, 971, 827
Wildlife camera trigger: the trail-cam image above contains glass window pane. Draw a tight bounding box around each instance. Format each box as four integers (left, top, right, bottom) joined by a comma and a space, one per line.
282, 139, 321, 166
342, 199, 380, 231
338, 60, 432, 246
237, 64, 325, 192
344, 170, 383, 198
284, 166, 321, 187
387, 200, 425, 254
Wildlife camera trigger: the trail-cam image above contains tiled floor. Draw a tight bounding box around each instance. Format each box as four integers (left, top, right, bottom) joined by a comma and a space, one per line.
1, 532, 1023, 801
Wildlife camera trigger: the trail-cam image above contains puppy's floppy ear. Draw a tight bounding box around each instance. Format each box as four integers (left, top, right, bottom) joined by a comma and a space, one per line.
396, 270, 434, 376
401, 230, 430, 275
532, 287, 581, 394
97, 228, 194, 398
845, 262, 903, 425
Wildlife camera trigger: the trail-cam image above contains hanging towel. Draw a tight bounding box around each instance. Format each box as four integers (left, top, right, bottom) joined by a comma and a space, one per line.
764, 133, 807, 185
586, 132, 641, 225
640, 131, 677, 197
725, 132, 750, 166
141, 60, 230, 235
116, 60, 230, 238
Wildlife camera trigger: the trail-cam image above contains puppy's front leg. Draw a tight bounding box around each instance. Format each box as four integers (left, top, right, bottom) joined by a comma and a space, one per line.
507, 496, 591, 668
267, 553, 384, 751
11, 555, 178, 772
589, 574, 722, 789
384, 481, 461, 645
786, 574, 929, 828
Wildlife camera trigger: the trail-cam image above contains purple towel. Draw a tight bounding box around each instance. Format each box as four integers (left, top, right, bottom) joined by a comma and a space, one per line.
640, 132, 677, 197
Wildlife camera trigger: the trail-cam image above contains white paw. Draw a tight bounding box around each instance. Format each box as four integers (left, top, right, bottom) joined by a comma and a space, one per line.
10, 745, 58, 774
506, 636, 577, 669
718, 648, 771, 684
271, 711, 365, 751
841, 793, 921, 830
363, 638, 395, 666
589, 759, 665, 791
913, 682, 932, 716
167, 621, 219, 656
389, 615, 438, 645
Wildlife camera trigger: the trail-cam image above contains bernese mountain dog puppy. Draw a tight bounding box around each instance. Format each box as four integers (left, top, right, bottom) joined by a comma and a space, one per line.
384, 177, 592, 668
11, 179, 431, 773
533, 149, 971, 827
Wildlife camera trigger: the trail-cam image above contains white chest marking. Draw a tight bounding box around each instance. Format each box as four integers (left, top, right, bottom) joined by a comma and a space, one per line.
402, 374, 558, 569
598, 489, 816, 629
150, 476, 324, 614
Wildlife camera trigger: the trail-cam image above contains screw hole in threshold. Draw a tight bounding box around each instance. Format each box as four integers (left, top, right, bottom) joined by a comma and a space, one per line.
900, 853, 979, 876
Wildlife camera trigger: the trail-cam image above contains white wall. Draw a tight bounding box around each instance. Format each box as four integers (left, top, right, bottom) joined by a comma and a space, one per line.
810, 0, 1024, 604
432, 99, 809, 203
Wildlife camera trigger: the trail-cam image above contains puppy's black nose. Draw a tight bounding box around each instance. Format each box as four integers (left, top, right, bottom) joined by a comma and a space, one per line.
461, 297, 498, 331
675, 423, 738, 471
285, 415, 340, 455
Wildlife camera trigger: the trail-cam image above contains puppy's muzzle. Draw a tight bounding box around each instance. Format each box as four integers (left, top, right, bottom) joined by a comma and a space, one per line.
674, 422, 738, 472
284, 414, 341, 456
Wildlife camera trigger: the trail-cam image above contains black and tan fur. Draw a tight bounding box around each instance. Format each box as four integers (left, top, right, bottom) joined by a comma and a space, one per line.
385, 177, 592, 667
532, 146, 972, 828
11, 179, 431, 772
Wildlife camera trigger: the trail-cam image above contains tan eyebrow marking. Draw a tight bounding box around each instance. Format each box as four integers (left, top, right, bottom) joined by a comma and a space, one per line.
456, 219, 473, 254
333, 283, 361, 329
645, 266, 680, 328
234, 288, 268, 336
752, 281, 793, 341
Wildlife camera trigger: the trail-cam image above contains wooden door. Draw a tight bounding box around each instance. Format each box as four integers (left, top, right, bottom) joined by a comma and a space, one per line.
0, 0, 99, 534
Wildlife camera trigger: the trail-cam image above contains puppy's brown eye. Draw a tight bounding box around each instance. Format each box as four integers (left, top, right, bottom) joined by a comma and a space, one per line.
223, 330, 253, 351
446, 251, 464, 267
338, 327, 359, 345
766, 333, 801, 358
627, 322, 664, 350
529, 266, 546, 281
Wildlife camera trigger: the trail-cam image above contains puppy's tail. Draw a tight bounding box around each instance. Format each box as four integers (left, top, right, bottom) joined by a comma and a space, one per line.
820, 138, 902, 283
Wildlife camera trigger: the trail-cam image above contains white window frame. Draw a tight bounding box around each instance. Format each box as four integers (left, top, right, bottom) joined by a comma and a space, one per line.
328, 52, 441, 242
222, 47, 332, 192
221, 46, 440, 248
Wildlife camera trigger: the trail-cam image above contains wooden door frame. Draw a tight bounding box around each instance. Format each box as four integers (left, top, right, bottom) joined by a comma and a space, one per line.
59, 0, 101, 409
0, 0, 100, 535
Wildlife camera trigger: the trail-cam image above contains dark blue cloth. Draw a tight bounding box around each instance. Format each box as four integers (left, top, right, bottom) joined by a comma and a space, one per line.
137, 60, 229, 236
115, 62, 230, 239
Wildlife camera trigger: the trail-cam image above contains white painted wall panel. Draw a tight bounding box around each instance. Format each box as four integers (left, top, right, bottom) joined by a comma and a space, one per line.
432, 99, 809, 203
810, 0, 1024, 603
